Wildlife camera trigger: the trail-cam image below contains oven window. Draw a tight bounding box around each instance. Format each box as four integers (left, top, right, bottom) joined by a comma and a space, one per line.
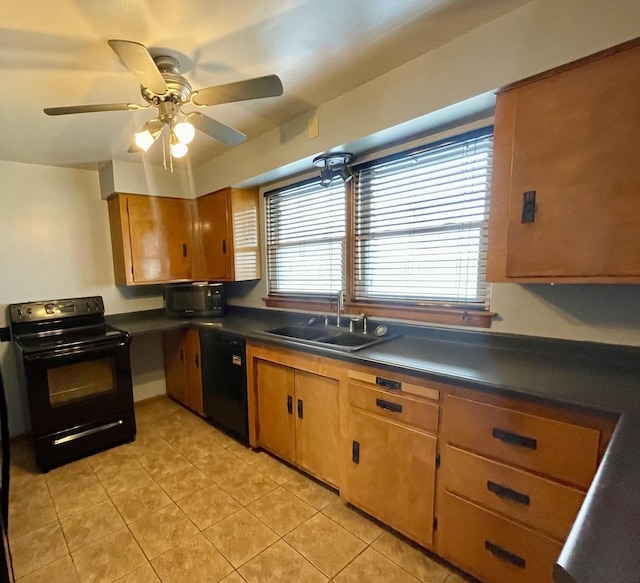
46, 358, 116, 406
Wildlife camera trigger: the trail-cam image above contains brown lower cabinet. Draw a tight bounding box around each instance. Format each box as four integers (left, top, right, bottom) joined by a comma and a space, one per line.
248, 343, 340, 488
162, 328, 204, 415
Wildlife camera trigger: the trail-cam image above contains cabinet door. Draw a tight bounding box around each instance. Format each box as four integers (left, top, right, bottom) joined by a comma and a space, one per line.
504, 44, 640, 277
294, 370, 340, 487
255, 360, 296, 463
346, 409, 437, 547
184, 328, 204, 415
194, 189, 232, 280
163, 329, 188, 405
127, 195, 193, 282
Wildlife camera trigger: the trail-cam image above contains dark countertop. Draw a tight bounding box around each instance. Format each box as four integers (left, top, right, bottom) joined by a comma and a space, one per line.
107, 306, 640, 583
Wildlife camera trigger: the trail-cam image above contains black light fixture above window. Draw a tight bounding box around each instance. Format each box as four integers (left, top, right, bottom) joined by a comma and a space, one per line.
312, 153, 354, 187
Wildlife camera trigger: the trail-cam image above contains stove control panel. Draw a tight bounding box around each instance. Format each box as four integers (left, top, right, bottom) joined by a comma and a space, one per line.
10, 296, 105, 323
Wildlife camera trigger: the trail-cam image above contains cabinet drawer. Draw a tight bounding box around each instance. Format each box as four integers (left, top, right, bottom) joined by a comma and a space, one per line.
438, 492, 562, 583
347, 370, 439, 401
443, 395, 600, 488
441, 445, 584, 541
348, 382, 439, 434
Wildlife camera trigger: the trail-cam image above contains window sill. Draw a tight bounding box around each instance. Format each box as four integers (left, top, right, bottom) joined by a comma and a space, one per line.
264, 296, 494, 328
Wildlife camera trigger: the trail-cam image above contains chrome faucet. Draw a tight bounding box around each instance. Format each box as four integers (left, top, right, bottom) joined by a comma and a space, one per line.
336, 290, 344, 328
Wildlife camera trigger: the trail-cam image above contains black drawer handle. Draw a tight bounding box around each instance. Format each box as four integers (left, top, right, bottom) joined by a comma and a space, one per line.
376, 398, 402, 413
376, 376, 401, 391
487, 481, 530, 506
492, 428, 537, 450
182, 243, 188, 257
287, 395, 293, 415
484, 541, 526, 569
297, 399, 304, 419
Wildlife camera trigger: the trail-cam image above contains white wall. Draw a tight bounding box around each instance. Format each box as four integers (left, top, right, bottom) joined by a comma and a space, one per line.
0, 160, 166, 437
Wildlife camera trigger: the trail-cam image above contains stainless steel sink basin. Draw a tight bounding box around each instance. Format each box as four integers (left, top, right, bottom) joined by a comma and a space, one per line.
263, 325, 395, 352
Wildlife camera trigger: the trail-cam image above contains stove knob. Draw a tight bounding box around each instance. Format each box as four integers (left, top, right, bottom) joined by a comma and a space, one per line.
26, 307, 32, 315
16, 308, 22, 316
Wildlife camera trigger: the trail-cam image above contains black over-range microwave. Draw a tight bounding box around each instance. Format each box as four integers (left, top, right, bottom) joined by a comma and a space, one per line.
164, 282, 224, 317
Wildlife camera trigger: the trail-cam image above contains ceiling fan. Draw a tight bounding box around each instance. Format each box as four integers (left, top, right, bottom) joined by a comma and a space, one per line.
44, 39, 284, 160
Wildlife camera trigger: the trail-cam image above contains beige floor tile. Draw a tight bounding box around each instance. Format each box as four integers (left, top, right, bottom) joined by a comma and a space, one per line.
444, 572, 477, 583
135, 446, 191, 479
50, 475, 109, 518
151, 533, 234, 583
60, 499, 125, 551
87, 445, 135, 475
15, 554, 78, 583
204, 509, 279, 568
239, 540, 328, 583
114, 562, 161, 582
72, 527, 146, 583
177, 483, 242, 530
198, 425, 240, 448
252, 454, 299, 486
372, 531, 450, 583
322, 501, 383, 544
247, 487, 316, 536
95, 458, 152, 497
217, 463, 278, 506
220, 573, 248, 583
333, 547, 421, 583
164, 431, 223, 462
10, 522, 69, 579
45, 458, 95, 493
282, 473, 338, 510
9, 479, 58, 538
226, 442, 264, 465
156, 463, 213, 501
111, 478, 172, 524
129, 504, 199, 559
284, 513, 367, 578
194, 449, 249, 483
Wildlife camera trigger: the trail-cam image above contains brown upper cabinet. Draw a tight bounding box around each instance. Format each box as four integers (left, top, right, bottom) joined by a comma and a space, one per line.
107, 187, 260, 285
487, 38, 640, 283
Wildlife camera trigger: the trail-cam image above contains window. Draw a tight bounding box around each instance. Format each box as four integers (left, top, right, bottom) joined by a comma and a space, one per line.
353, 128, 492, 309
266, 179, 345, 299
265, 127, 494, 327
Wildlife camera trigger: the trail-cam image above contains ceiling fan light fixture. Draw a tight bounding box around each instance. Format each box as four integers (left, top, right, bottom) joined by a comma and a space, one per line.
170, 131, 188, 158
135, 129, 156, 152
174, 121, 195, 145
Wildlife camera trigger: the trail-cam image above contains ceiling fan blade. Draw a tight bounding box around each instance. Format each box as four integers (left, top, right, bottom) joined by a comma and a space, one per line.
187, 112, 247, 146
108, 39, 168, 95
189, 74, 283, 107
44, 103, 149, 115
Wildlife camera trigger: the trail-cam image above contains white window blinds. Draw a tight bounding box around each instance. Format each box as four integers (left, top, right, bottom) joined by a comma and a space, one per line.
353, 128, 493, 307
266, 179, 346, 296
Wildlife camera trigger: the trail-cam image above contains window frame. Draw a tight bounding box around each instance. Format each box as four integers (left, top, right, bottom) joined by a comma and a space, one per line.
265, 127, 495, 328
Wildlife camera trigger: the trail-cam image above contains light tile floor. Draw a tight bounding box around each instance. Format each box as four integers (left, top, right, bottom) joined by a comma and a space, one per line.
8, 396, 476, 583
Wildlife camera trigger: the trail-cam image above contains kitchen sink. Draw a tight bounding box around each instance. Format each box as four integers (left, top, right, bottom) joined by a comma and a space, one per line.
263, 325, 395, 352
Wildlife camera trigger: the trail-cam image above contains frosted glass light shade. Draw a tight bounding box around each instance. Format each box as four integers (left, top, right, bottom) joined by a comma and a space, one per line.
135, 130, 155, 152
174, 122, 195, 144
170, 141, 188, 158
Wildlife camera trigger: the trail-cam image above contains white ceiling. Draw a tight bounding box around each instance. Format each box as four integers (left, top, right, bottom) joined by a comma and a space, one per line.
0, 0, 525, 170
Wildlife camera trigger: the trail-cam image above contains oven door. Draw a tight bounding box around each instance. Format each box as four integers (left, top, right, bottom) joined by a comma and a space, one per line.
23, 336, 134, 439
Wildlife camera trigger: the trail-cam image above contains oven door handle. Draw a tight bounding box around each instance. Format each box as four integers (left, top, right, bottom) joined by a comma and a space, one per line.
23, 338, 128, 362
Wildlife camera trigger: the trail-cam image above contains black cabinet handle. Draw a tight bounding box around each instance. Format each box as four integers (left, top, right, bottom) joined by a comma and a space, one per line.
376, 376, 401, 391
179, 349, 184, 363
487, 481, 530, 506
287, 395, 293, 415
195, 354, 199, 368
484, 541, 526, 569
352, 441, 360, 464
492, 428, 537, 450
222, 239, 227, 254
297, 399, 304, 419
182, 243, 188, 257
521, 190, 537, 224
376, 398, 402, 413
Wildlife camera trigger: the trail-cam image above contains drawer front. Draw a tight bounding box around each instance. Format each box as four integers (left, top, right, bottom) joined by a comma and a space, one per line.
438, 492, 562, 583
441, 445, 584, 541
347, 370, 440, 401
348, 382, 439, 434
443, 395, 600, 488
